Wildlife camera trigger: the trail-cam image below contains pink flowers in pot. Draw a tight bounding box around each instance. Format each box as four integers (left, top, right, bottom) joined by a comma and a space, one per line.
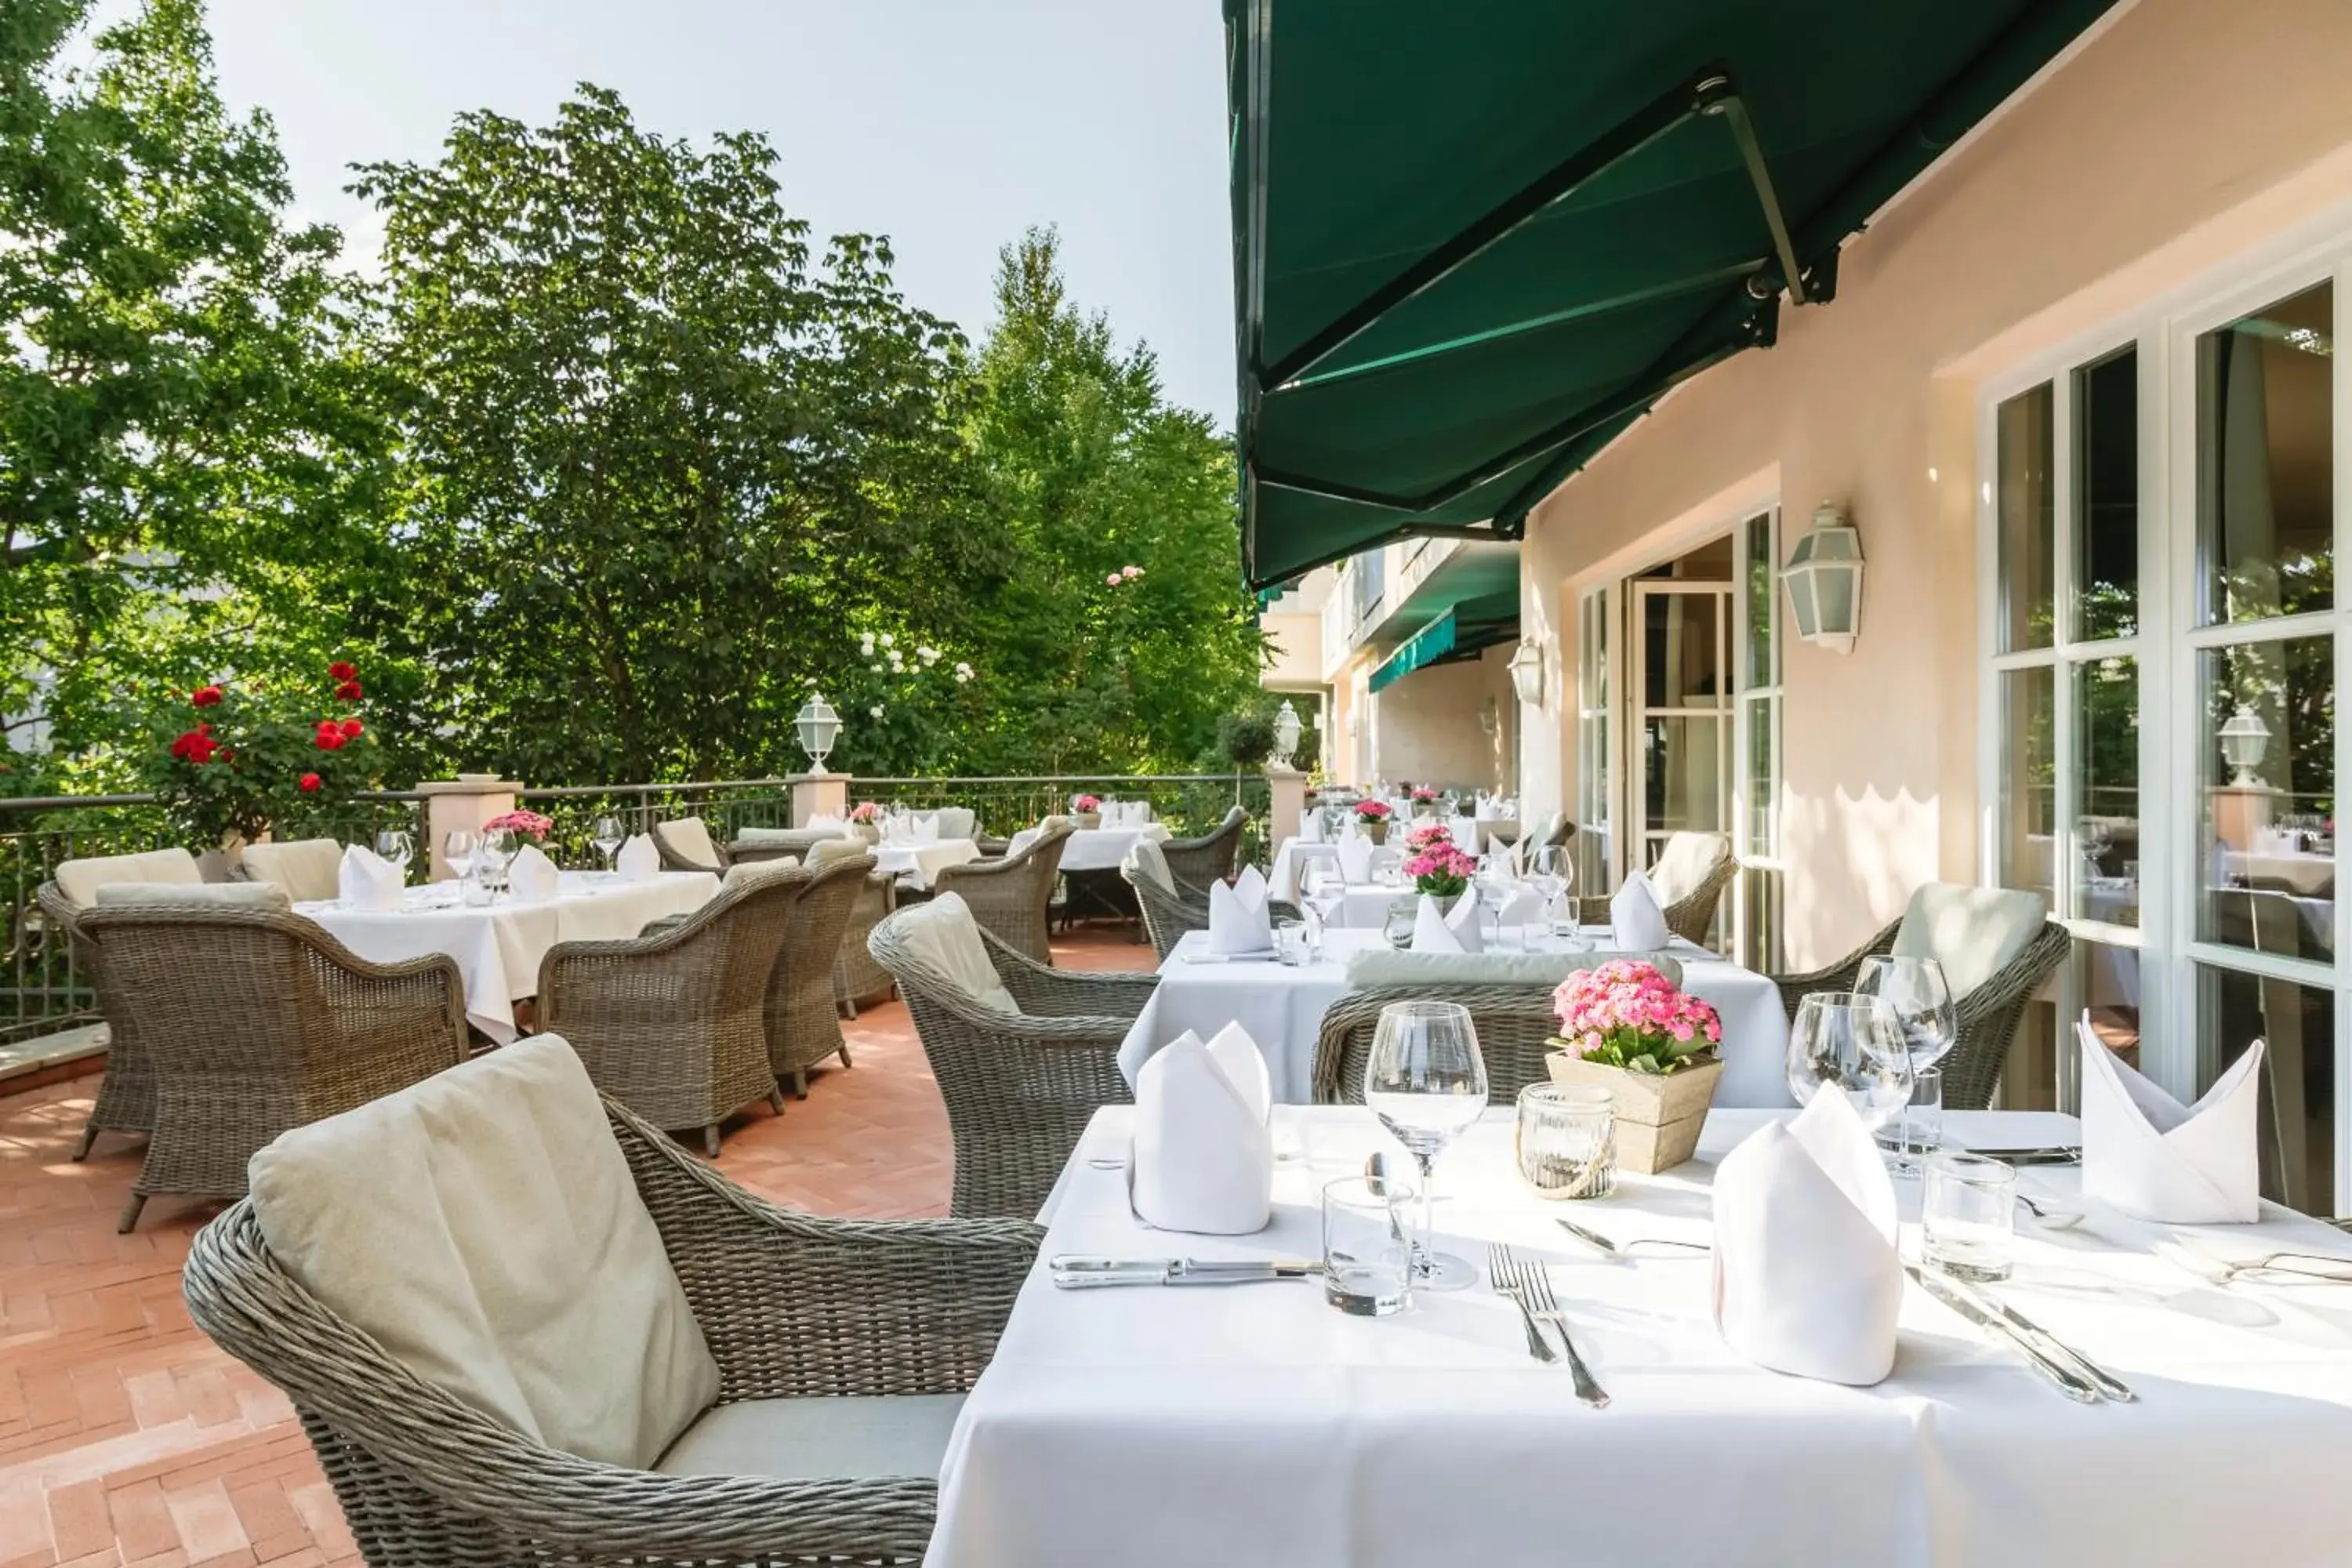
1550, 960, 1722, 1076
1403, 843, 1477, 896
848, 802, 880, 822
1353, 799, 1392, 822
1403, 821, 1454, 854
1410, 786, 1437, 802
1073, 793, 1103, 811
481, 809, 554, 844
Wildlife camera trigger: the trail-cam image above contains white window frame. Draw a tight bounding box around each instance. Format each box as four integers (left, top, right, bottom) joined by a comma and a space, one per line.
1733, 508, 1784, 971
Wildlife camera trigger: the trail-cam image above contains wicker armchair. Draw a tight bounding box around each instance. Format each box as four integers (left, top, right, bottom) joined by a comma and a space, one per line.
1161, 806, 1247, 887
74, 906, 469, 1231
1311, 982, 1566, 1106
539, 871, 802, 1155
768, 853, 872, 1096
182, 1094, 1041, 1568
652, 815, 730, 874
931, 822, 1074, 964
869, 906, 1155, 1218
1771, 916, 2069, 1110
1576, 850, 1737, 947
1123, 866, 1300, 964
808, 840, 896, 1014
38, 880, 155, 1160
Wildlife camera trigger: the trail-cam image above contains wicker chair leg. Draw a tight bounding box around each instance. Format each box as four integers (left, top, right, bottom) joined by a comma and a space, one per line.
118, 1192, 147, 1234
701, 1126, 721, 1159
838, 993, 858, 1020
765, 1089, 786, 1116
792, 1067, 809, 1099
837, 1042, 853, 1069
71, 1123, 99, 1162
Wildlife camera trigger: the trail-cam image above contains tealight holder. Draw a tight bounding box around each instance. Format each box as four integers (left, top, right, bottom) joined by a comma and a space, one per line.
1515, 1082, 1616, 1199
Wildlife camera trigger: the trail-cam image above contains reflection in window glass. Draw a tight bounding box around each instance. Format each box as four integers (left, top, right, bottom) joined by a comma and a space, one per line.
1998, 669, 2054, 908
2201, 965, 2335, 1215
2072, 658, 2138, 927
1744, 513, 1774, 688
1746, 696, 1775, 858
1643, 593, 1724, 709
1642, 717, 1723, 834
2197, 281, 2333, 624
2078, 942, 2140, 1083
2074, 347, 2139, 640
2198, 639, 2334, 962
1997, 384, 2055, 652
1740, 864, 1782, 974
1996, 996, 2059, 1112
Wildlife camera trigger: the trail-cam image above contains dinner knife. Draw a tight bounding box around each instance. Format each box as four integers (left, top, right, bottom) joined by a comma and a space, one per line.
1905, 1264, 2102, 1403
1049, 1255, 1319, 1288
1958, 1145, 2082, 1167
1933, 1269, 2136, 1403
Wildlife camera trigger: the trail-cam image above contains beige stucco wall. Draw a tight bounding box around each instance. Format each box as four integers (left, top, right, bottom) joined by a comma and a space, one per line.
1519, 0, 2352, 966
1259, 610, 1323, 688
1370, 646, 1514, 793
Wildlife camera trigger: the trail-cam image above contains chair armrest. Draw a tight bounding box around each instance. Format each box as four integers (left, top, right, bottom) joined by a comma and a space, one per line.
1770, 919, 1901, 1022
980, 929, 1156, 1018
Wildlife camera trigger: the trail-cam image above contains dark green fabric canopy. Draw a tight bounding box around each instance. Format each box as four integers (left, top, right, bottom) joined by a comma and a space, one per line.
1228, 0, 2124, 588
1369, 591, 1520, 693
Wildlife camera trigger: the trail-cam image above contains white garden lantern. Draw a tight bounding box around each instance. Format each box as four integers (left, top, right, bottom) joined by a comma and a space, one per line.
1782, 502, 1864, 655
795, 694, 841, 773
2219, 703, 2271, 787
1508, 638, 1545, 706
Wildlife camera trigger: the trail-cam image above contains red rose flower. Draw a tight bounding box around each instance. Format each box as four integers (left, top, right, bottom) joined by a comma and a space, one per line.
335, 679, 362, 701
328, 662, 357, 681
340, 718, 364, 739
299, 771, 322, 793
314, 729, 345, 751
191, 684, 223, 707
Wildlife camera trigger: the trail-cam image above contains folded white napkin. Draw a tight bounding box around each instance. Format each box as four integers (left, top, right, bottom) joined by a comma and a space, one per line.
1297, 813, 1324, 844
2078, 1014, 2262, 1224
615, 833, 660, 882
1447, 814, 1479, 848
1334, 833, 1374, 885
1410, 893, 1483, 953
506, 844, 559, 902
913, 812, 940, 844
1497, 887, 1547, 927
1610, 872, 1670, 949
1131, 1024, 1272, 1235
338, 844, 404, 912
1712, 1085, 1901, 1386
1207, 865, 1276, 956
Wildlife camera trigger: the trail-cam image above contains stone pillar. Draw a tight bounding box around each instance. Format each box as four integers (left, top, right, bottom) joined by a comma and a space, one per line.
1265, 766, 1309, 848
416, 776, 519, 880
791, 771, 849, 827
2209, 784, 2277, 852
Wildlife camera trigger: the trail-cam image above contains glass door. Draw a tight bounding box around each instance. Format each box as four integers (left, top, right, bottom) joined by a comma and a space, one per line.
1633, 579, 1734, 945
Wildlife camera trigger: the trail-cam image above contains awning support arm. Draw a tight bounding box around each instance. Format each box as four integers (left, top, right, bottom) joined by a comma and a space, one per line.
1708, 93, 1809, 305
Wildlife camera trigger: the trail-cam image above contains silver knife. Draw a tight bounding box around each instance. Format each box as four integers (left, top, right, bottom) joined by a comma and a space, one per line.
1049, 1255, 1319, 1288
1906, 1264, 2102, 1403
1960, 1145, 2082, 1167
1934, 1269, 2136, 1403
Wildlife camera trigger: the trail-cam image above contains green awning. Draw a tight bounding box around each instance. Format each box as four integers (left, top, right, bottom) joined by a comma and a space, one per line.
1368, 591, 1519, 692
1228, 0, 2125, 588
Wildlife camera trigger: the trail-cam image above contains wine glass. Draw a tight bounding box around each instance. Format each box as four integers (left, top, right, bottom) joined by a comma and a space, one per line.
1474, 851, 1513, 948
1303, 858, 1343, 927
1530, 845, 1570, 938
443, 828, 477, 885
592, 814, 626, 872
374, 829, 414, 884
1363, 1000, 1489, 1290
1855, 956, 1958, 1173
1786, 993, 1911, 1134
474, 829, 516, 899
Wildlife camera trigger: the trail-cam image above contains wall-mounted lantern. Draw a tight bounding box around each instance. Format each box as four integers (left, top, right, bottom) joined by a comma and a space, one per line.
1782, 501, 1865, 654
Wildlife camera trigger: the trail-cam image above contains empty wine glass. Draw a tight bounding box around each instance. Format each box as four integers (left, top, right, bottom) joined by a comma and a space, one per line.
1530, 845, 1571, 935
1475, 851, 1513, 948
1786, 993, 1911, 1134
592, 814, 625, 872
442, 828, 477, 885
1363, 1000, 1489, 1290
374, 829, 414, 883
1856, 955, 1958, 1173
474, 829, 516, 898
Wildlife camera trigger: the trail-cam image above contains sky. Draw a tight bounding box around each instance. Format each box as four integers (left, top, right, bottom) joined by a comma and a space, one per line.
180, 0, 1240, 424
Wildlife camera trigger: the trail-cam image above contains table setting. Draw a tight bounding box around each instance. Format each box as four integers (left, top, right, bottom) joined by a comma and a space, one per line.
868, 813, 983, 887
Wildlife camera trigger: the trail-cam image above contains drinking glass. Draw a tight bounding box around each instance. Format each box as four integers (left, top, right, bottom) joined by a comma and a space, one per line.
1908, 1066, 1944, 1160
374, 829, 414, 883
592, 815, 626, 870
442, 829, 477, 885
1514, 1083, 1616, 1199
1855, 956, 1958, 1171
1923, 1152, 2017, 1281
1529, 845, 1569, 931
475, 830, 516, 898
1363, 1000, 1489, 1290
1322, 1176, 1414, 1316
1785, 993, 1911, 1134
1475, 853, 1513, 948
1274, 916, 1306, 966
1382, 897, 1417, 949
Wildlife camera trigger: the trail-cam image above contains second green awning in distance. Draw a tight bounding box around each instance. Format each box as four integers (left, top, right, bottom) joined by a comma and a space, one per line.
1369, 591, 1519, 692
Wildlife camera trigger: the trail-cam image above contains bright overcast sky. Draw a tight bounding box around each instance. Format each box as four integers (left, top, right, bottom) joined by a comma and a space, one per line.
184, 0, 1239, 424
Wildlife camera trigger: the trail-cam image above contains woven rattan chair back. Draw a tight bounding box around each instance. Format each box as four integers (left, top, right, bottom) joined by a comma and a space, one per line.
769, 853, 873, 1094
1124, 869, 1208, 963
1161, 806, 1246, 887
39, 880, 155, 1160
931, 822, 1073, 964
1311, 983, 1565, 1105
652, 815, 731, 873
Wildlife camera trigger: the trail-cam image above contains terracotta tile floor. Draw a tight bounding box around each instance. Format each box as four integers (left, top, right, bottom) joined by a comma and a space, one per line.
0, 925, 1152, 1566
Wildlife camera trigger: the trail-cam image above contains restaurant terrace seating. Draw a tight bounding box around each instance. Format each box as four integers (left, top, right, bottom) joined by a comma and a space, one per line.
1578, 830, 1736, 946
236, 836, 346, 902
931, 818, 1074, 964
650, 814, 729, 873
1160, 804, 1247, 887
808, 836, 897, 1014
768, 851, 872, 1096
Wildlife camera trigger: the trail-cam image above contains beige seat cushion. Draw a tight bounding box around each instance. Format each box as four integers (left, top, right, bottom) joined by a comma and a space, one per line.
1345, 949, 1682, 989
1650, 832, 1729, 906
53, 848, 203, 908
720, 856, 800, 891
891, 893, 1019, 1014
246, 1033, 719, 1468
1124, 838, 1178, 894
655, 1392, 965, 1481
931, 808, 977, 840
658, 816, 723, 869
1891, 883, 2048, 1001
238, 838, 344, 902
808, 838, 870, 869
92, 881, 291, 911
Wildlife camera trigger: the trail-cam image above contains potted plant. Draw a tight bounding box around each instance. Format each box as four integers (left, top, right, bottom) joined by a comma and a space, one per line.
1353, 797, 1393, 845
481, 809, 555, 889
847, 800, 881, 845
1410, 786, 1439, 817
1402, 837, 1475, 915
140, 662, 376, 877
1072, 793, 1103, 829
1545, 959, 1725, 1173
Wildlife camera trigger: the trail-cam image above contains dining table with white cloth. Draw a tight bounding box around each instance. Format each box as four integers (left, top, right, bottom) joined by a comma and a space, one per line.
1117, 927, 1791, 1107
295, 869, 719, 1041
1023, 822, 1171, 874
868, 838, 982, 889
1268, 835, 1402, 903
927, 1102, 2352, 1568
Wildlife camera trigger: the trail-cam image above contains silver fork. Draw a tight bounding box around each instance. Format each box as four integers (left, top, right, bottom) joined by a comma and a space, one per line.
1486, 1243, 1558, 1365
1498, 1244, 1610, 1408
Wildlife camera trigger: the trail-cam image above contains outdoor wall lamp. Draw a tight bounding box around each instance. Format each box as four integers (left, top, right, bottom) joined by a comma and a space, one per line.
1508, 638, 1545, 706
2219, 704, 2271, 787
1783, 501, 1864, 655
1272, 699, 1303, 768
795, 694, 841, 772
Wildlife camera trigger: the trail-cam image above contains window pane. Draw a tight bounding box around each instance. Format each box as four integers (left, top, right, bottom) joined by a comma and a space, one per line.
1740, 863, 1783, 973
1642, 592, 1724, 708
1994, 996, 2059, 1112
1577, 596, 1611, 890
1998, 668, 2054, 907
1745, 695, 1775, 858
2073, 347, 2139, 640
1642, 717, 1723, 833
2200, 965, 2335, 1215
2072, 656, 2138, 927
1744, 513, 1774, 688
2080, 942, 2140, 1087
1997, 383, 2055, 652
2197, 281, 2334, 624
2198, 638, 2333, 962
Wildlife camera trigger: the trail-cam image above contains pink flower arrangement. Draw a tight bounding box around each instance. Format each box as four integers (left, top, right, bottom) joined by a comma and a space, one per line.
848, 802, 879, 822
1410, 786, 1437, 802
1073, 793, 1102, 811
1403, 821, 1453, 853
1353, 799, 1392, 822
1403, 842, 1477, 896
482, 809, 554, 844
1550, 960, 1722, 1076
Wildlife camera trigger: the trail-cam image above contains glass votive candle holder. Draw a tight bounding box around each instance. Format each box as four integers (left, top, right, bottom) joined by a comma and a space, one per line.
1514, 1082, 1616, 1199
1923, 1152, 2016, 1282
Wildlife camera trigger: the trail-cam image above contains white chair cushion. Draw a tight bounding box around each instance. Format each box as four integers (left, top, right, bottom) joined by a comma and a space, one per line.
92, 881, 291, 910
238, 838, 345, 902
659, 816, 722, 869
1345, 949, 1682, 989
807, 838, 870, 869
892, 893, 1019, 1014
1891, 883, 2048, 1001
1650, 832, 1729, 906
655, 1392, 966, 1481
53, 847, 203, 908
932, 808, 977, 840
1124, 838, 1177, 894
246, 1033, 720, 1468
720, 856, 800, 891
736, 826, 818, 845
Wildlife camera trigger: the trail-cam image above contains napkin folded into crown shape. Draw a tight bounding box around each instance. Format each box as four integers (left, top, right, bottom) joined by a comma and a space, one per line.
912, 812, 941, 844
1131, 1023, 1273, 1235
1207, 866, 1276, 956
1410, 892, 1484, 953
338, 844, 404, 912
2078, 1014, 2262, 1224
1298, 813, 1324, 844
1610, 872, 1670, 951
614, 833, 661, 882
506, 844, 559, 902
1712, 1085, 1902, 1386
1334, 833, 1374, 885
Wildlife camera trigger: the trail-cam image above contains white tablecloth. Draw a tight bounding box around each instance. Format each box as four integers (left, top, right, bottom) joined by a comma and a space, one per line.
1119, 928, 1792, 1108
1269, 837, 1400, 903
931, 1104, 2352, 1568
297, 869, 720, 1040
870, 839, 982, 888
1054, 823, 1171, 874
2225, 848, 2336, 895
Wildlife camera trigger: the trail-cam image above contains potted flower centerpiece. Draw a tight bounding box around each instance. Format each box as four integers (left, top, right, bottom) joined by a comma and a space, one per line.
480, 809, 554, 890
1072, 793, 1103, 829
1402, 829, 1475, 913
1410, 786, 1439, 817
1546, 959, 1725, 1174
1353, 797, 1394, 845
848, 800, 881, 845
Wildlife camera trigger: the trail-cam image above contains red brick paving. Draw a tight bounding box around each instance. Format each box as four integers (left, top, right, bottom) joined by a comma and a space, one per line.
0, 926, 1151, 1565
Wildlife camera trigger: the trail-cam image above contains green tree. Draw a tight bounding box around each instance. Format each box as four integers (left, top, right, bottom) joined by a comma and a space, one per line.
349, 86, 981, 786
0, 0, 386, 780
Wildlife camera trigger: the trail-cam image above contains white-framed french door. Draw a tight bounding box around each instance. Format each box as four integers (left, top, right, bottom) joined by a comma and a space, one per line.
1632, 579, 1734, 944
